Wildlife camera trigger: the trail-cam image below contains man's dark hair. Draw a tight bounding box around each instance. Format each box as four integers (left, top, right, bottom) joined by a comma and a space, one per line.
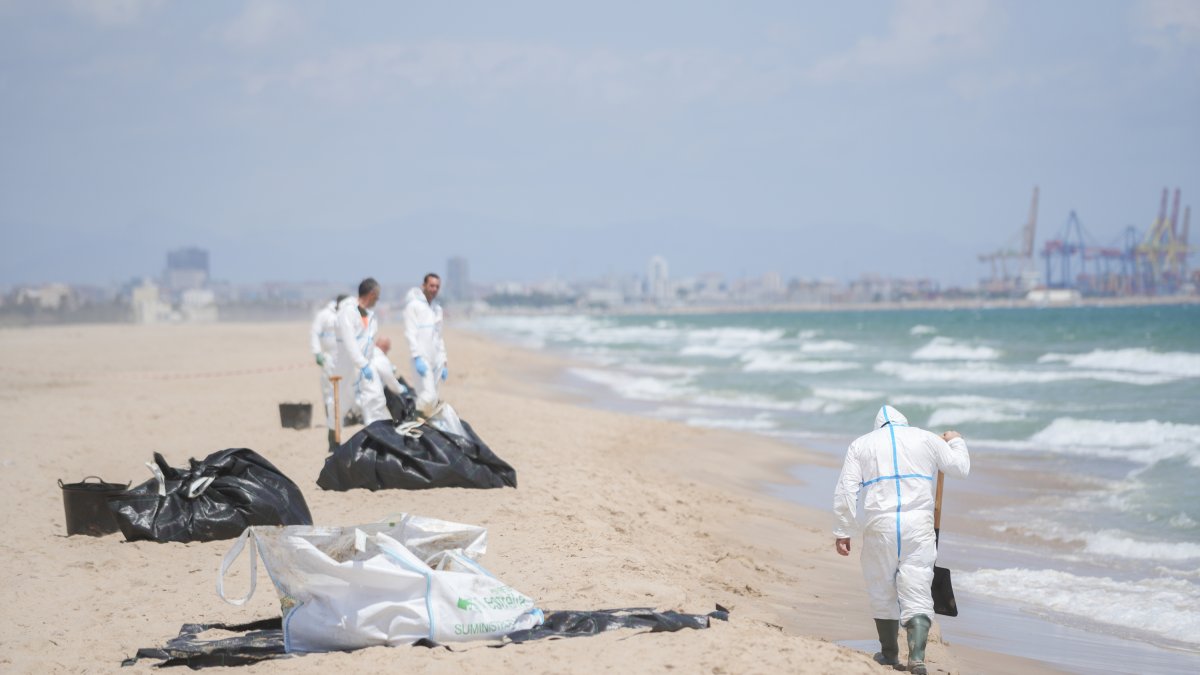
423, 273, 440, 284
358, 278, 380, 297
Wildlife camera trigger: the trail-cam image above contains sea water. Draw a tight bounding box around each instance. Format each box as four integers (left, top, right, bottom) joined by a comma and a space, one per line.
470, 304, 1200, 670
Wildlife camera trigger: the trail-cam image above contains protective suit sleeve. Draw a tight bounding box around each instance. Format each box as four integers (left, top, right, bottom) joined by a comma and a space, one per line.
336, 306, 370, 371
934, 436, 971, 479
403, 301, 422, 359
833, 443, 863, 539
375, 354, 403, 395
309, 311, 324, 355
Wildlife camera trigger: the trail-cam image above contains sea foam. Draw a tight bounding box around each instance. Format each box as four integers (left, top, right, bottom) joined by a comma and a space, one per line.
799, 339, 856, 353
741, 350, 860, 373
912, 336, 1001, 361
875, 361, 1177, 385
1030, 418, 1200, 452
568, 367, 691, 402
1039, 348, 1200, 378
977, 417, 1200, 465
958, 567, 1200, 646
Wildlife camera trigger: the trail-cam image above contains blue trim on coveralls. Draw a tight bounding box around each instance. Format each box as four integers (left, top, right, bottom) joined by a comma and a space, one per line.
882, 406, 903, 560
861, 473, 933, 487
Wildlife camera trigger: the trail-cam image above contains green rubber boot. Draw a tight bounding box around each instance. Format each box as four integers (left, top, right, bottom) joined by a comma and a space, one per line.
873, 619, 901, 667
904, 614, 932, 675
327, 429, 338, 453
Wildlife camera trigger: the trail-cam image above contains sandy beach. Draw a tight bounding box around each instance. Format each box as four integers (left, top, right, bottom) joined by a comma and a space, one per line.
0, 321, 1055, 674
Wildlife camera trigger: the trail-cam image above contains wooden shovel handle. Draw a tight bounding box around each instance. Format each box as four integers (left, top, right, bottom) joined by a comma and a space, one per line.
331, 375, 343, 444
934, 471, 945, 530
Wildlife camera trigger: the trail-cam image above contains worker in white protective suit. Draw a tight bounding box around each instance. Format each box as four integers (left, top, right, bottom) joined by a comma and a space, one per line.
329, 278, 389, 450
402, 274, 448, 416
833, 405, 970, 675
370, 336, 409, 398
309, 294, 348, 432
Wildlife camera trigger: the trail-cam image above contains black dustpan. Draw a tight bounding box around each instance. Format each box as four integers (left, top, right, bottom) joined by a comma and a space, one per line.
932, 471, 958, 617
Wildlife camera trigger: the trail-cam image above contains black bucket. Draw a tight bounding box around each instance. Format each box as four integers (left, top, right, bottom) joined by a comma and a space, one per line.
279, 402, 312, 429
58, 476, 129, 536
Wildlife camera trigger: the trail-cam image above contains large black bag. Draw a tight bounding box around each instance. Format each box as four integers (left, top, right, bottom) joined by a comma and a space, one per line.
108, 448, 313, 543
317, 419, 517, 491
383, 385, 417, 424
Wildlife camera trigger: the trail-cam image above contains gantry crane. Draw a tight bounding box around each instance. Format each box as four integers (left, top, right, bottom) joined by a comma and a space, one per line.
979, 186, 1039, 296
1135, 188, 1192, 294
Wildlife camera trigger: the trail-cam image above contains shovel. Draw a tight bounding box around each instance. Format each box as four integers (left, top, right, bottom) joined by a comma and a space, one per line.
932, 471, 958, 616
331, 375, 343, 445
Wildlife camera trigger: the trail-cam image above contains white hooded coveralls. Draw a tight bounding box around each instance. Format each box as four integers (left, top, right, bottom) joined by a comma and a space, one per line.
309, 301, 339, 425
371, 348, 407, 397
331, 298, 388, 429
402, 287, 447, 414
833, 405, 970, 622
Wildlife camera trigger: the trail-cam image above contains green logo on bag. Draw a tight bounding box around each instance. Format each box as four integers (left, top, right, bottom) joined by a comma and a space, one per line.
457, 598, 477, 611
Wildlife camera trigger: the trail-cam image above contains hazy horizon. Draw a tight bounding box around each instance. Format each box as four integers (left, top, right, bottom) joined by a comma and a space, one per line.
1, 1, 1197, 288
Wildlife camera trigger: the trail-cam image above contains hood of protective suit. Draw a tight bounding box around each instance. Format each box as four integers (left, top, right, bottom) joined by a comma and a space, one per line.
874, 404, 908, 429
405, 287, 429, 307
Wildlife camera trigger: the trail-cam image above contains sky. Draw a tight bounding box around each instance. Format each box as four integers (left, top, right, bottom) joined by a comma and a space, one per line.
1, 0, 1197, 288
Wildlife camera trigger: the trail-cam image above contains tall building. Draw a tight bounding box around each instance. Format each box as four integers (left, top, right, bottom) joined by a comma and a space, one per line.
446, 256, 470, 302
165, 247, 209, 292
647, 255, 669, 302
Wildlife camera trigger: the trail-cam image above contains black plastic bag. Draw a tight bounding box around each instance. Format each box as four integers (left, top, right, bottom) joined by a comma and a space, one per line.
316, 419, 516, 491
108, 448, 313, 543
383, 385, 417, 424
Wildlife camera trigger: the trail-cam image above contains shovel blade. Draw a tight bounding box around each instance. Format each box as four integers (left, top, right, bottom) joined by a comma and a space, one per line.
932, 565, 958, 617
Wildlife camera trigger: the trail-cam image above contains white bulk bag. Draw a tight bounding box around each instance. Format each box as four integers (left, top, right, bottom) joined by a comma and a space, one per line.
424, 400, 468, 438
217, 514, 542, 652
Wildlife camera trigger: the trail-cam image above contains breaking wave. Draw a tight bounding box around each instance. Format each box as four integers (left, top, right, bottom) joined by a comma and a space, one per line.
1038, 348, 1200, 378
958, 568, 1200, 646
912, 336, 1002, 361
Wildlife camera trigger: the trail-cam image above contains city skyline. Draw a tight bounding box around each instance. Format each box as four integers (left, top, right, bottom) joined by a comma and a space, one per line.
1, 2, 1197, 288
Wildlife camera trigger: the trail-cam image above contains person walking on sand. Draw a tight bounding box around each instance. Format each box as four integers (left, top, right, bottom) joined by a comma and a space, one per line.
329, 278, 388, 450
403, 273, 448, 416
833, 405, 970, 674
310, 294, 348, 430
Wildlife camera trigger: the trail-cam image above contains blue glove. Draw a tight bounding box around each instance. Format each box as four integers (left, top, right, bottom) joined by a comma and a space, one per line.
413, 356, 429, 376
360, 364, 374, 381
440, 366, 448, 382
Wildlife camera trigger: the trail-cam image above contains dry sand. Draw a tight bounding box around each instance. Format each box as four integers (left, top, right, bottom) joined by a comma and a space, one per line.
0, 322, 1053, 673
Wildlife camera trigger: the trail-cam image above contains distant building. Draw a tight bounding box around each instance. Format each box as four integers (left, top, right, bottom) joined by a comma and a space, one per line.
647, 255, 669, 302
13, 283, 72, 310
762, 271, 784, 297
165, 247, 209, 293
131, 280, 173, 323
180, 288, 218, 322
446, 256, 470, 302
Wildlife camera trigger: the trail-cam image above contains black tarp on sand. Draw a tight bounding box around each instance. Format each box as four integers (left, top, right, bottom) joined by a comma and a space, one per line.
123, 607, 729, 668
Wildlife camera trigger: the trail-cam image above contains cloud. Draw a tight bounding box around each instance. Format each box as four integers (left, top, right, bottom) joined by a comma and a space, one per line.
950, 63, 1082, 101
222, 0, 304, 48
806, 0, 999, 82
65, 0, 163, 26
248, 40, 786, 107
1135, 0, 1200, 47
